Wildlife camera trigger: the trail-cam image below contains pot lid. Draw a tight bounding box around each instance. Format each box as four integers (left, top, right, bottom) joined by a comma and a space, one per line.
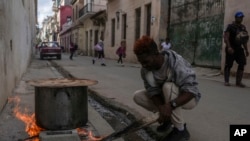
27, 78, 98, 87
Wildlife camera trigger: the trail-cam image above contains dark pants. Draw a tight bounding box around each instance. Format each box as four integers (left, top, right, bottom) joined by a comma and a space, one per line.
117, 54, 123, 63
69, 50, 75, 59
224, 47, 246, 83
93, 51, 104, 60
98, 51, 104, 58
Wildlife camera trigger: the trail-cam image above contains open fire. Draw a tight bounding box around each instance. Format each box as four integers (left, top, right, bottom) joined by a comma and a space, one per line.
9, 96, 43, 141
9, 96, 106, 141
77, 128, 104, 141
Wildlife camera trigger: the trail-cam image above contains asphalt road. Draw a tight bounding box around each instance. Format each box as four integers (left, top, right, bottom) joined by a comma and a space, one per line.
51, 53, 250, 141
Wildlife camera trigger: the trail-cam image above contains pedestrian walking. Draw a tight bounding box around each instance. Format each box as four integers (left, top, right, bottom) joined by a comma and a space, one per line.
116, 40, 126, 65
133, 36, 201, 141
69, 41, 75, 60
74, 43, 78, 57
224, 11, 249, 87
92, 40, 106, 66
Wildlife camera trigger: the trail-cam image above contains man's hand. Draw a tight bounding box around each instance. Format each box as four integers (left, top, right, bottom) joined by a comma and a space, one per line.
227, 47, 234, 54
158, 103, 172, 123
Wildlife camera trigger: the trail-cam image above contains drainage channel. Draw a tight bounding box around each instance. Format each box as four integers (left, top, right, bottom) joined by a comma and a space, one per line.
88, 94, 156, 141
49, 60, 157, 141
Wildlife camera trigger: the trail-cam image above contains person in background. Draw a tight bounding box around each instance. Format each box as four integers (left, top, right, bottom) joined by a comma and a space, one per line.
133, 35, 201, 141
74, 43, 78, 57
116, 40, 126, 65
224, 11, 249, 87
161, 37, 171, 51
60, 45, 65, 52
92, 39, 106, 66
35, 43, 39, 55
69, 41, 75, 60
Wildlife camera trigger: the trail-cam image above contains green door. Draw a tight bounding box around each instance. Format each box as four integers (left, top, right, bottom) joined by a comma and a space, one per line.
168, 0, 224, 68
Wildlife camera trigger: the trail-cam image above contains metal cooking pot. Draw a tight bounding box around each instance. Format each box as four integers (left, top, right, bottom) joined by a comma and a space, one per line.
28, 78, 98, 130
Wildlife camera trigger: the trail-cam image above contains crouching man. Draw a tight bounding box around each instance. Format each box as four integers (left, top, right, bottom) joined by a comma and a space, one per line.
133, 36, 201, 141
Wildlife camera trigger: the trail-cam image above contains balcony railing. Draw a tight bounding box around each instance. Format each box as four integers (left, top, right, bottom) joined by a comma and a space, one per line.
79, 3, 106, 18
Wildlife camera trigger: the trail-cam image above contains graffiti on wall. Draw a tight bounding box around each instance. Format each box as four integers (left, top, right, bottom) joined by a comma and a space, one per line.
169, 0, 224, 68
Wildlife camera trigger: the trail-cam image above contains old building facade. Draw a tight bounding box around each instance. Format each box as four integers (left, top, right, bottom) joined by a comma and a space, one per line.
52, 0, 250, 75
40, 16, 56, 42
51, 0, 72, 42
105, 0, 250, 75
59, 0, 107, 55
0, 0, 37, 110
104, 0, 169, 63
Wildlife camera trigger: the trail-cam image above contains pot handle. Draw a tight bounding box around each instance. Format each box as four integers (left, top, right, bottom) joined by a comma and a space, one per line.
54, 89, 71, 99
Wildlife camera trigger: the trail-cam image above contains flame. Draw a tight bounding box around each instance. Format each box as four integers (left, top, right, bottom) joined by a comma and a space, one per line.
77, 128, 104, 141
9, 96, 107, 141
9, 96, 44, 140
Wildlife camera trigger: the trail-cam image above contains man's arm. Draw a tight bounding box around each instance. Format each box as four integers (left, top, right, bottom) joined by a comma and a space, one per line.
243, 42, 249, 57
151, 94, 170, 123
224, 31, 234, 54
140, 69, 168, 123
154, 91, 194, 123
151, 91, 194, 109
224, 32, 231, 47
141, 68, 162, 97
170, 92, 194, 108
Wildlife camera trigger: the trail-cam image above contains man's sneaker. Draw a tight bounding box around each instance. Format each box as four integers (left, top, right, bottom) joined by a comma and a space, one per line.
101, 63, 106, 66
92, 59, 95, 64
157, 120, 172, 132
161, 124, 190, 141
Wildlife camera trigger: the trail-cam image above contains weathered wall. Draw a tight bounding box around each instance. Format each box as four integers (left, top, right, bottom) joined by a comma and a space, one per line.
169, 0, 224, 67
82, 17, 105, 56
60, 31, 71, 52
0, 0, 37, 110
104, 0, 167, 63
222, 0, 250, 76
83, 19, 94, 55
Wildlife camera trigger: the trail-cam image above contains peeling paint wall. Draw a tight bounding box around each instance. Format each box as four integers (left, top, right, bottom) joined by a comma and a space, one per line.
0, 0, 37, 110
169, 0, 224, 67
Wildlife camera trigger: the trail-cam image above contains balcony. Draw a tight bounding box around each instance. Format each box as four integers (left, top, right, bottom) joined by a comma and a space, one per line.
78, 3, 106, 21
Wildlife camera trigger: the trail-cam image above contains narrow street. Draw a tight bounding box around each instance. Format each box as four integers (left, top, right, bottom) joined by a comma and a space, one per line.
1, 0, 250, 141
1, 53, 249, 141
51, 53, 250, 141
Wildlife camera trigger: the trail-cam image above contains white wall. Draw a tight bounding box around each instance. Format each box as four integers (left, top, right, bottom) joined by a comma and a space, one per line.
0, 0, 37, 110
